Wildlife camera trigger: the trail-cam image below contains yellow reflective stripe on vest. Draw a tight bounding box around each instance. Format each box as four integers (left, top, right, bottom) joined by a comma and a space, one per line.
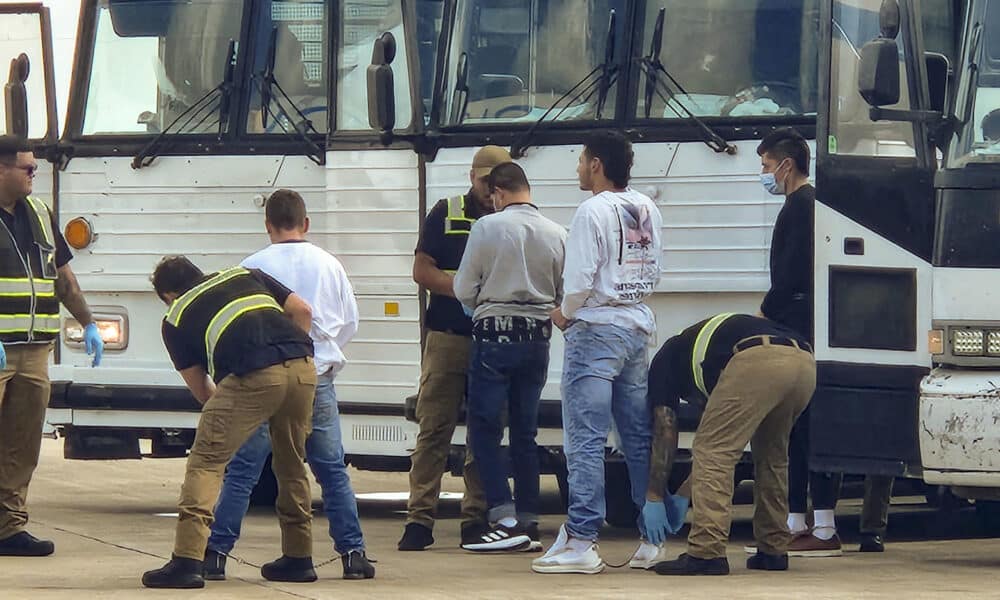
444, 195, 475, 235
692, 313, 736, 397
24, 196, 54, 246
0, 313, 60, 334
204, 294, 282, 378
0, 277, 54, 297
165, 267, 248, 326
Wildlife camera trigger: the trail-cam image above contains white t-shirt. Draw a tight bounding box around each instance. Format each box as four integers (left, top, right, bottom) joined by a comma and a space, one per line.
561, 189, 663, 335
242, 241, 359, 376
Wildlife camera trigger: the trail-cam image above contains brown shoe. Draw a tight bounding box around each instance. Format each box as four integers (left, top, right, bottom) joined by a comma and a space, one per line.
787, 531, 842, 557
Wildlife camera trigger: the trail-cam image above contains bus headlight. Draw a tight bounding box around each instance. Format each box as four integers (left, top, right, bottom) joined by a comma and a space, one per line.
952, 328, 985, 356
988, 331, 1000, 356
63, 309, 128, 351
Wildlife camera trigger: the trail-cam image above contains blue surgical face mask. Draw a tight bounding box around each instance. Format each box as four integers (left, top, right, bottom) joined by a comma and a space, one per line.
760, 160, 788, 196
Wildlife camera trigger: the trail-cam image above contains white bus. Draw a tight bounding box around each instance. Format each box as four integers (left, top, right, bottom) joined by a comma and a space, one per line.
0, 0, 963, 522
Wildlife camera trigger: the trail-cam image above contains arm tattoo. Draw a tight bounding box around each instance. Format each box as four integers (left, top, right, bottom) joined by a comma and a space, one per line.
56, 269, 93, 326
646, 405, 679, 502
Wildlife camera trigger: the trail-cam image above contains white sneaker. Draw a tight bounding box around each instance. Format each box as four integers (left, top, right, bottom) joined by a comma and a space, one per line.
628, 540, 667, 569
531, 526, 605, 574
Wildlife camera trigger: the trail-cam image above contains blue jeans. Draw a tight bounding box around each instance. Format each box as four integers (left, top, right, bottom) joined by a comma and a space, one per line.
207, 373, 365, 555
561, 322, 651, 541
467, 339, 549, 524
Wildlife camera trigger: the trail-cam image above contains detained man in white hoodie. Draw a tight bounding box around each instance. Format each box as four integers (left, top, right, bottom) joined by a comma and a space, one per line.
532, 131, 665, 575
202, 189, 375, 582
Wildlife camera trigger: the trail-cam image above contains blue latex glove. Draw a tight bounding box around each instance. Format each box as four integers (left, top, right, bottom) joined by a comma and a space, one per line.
0, 342, 6, 370
641, 500, 670, 546
461, 304, 474, 318
84, 322, 104, 367
664, 494, 691, 534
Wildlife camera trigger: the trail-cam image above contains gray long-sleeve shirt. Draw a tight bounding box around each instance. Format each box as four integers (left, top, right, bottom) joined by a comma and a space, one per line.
454, 203, 567, 322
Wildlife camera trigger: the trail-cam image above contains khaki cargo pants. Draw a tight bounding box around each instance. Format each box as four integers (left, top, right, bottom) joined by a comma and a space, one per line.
174, 357, 316, 560
688, 341, 815, 559
0, 344, 52, 540
406, 330, 486, 529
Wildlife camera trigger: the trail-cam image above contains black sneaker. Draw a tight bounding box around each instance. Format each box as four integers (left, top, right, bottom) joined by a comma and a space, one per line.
203, 548, 226, 581
342, 549, 375, 580
653, 553, 730, 576
459, 521, 489, 547
520, 523, 543, 552
746, 552, 789, 571
0, 531, 54, 557
859, 534, 885, 553
461, 523, 531, 552
141, 555, 205, 589
261, 555, 317, 583
398, 522, 434, 551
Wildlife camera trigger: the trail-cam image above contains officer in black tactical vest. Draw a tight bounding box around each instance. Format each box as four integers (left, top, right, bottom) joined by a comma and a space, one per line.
0, 135, 104, 558
142, 256, 317, 589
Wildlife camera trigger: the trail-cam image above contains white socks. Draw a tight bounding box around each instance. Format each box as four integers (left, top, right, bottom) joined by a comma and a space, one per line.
787, 512, 807, 535
813, 510, 837, 540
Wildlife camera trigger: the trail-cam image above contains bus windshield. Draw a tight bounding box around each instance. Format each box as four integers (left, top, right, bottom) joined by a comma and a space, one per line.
637, 0, 820, 120
948, 0, 1000, 166
81, 0, 244, 136
442, 0, 627, 125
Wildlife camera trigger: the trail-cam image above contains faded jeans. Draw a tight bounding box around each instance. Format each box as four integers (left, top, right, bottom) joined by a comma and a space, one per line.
561, 322, 651, 541
207, 372, 365, 556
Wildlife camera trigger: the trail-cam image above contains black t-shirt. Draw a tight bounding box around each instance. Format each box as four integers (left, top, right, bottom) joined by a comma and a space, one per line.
761, 184, 815, 342
161, 269, 314, 382
415, 191, 487, 335
0, 198, 73, 271
648, 314, 809, 412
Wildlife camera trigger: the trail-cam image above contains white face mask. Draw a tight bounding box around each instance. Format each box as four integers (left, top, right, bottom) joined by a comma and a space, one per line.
760, 160, 789, 196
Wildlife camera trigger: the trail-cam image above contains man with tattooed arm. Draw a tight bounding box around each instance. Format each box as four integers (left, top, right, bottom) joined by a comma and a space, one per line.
643, 313, 816, 576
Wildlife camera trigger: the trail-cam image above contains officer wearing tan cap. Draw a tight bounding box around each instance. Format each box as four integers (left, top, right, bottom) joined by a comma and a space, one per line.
398, 145, 511, 551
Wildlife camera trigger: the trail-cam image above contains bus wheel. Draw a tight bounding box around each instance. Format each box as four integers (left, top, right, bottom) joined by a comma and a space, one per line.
248, 455, 279, 506
604, 460, 639, 529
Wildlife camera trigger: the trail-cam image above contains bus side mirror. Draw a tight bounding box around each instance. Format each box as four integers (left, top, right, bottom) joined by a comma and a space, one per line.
367, 32, 397, 146
858, 38, 900, 107
925, 52, 950, 114
4, 53, 29, 139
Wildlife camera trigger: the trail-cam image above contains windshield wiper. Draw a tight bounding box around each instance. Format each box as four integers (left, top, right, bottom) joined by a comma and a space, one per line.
254, 26, 325, 166
132, 40, 237, 169
638, 8, 736, 155
510, 10, 619, 158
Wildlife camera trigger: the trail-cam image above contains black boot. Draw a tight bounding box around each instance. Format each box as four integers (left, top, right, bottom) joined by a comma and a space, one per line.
0, 531, 54, 557
746, 551, 789, 571
203, 548, 227, 581
342, 549, 376, 580
397, 522, 434, 551
141, 555, 205, 589
859, 534, 885, 553
654, 553, 730, 576
261, 555, 317, 583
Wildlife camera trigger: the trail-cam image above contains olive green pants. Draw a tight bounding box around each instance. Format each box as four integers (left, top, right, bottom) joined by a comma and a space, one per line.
406, 330, 486, 529
0, 344, 52, 540
688, 343, 816, 559
174, 358, 316, 560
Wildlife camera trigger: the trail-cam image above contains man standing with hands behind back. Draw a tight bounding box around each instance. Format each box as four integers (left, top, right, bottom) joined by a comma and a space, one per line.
398, 146, 511, 551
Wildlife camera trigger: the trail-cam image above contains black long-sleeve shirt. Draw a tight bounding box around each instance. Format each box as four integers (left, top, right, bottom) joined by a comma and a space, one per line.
647, 314, 808, 412
761, 184, 815, 342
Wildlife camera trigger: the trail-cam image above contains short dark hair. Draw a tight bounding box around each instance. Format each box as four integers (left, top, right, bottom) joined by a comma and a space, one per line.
983, 109, 1000, 142
488, 162, 530, 194
756, 128, 810, 175
265, 188, 307, 231
583, 131, 633, 188
151, 256, 204, 302
0, 135, 30, 165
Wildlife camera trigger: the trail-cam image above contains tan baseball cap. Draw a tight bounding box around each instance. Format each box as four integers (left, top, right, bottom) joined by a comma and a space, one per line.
471, 145, 512, 177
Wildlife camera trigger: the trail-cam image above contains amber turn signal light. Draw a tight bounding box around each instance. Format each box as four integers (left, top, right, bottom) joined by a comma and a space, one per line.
64, 217, 94, 250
